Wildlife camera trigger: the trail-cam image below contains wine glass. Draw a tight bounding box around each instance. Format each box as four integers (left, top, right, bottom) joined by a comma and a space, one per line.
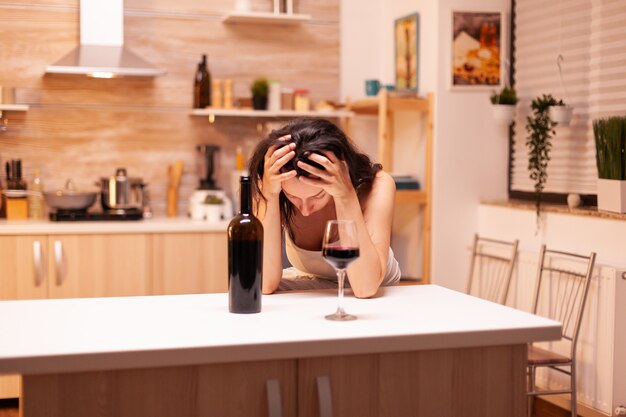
322, 220, 360, 321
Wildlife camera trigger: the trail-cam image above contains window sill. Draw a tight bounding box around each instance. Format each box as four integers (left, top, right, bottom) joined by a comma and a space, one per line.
481, 199, 626, 222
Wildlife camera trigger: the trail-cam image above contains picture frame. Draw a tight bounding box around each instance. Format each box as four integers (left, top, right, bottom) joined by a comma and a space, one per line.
450, 10, 506, 90
394, 13, 419, 92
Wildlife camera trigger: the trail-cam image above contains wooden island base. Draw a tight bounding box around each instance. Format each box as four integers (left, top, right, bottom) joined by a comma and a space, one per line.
22, 344, 526, 417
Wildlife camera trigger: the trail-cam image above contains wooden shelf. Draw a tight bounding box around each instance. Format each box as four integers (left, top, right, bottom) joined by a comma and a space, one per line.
395, 190, 427, 205
222, 12, 311, 25
190, 108, 353, 119
0, 104, 29, 112
345, 89, 434, 283
349, 96, 429, 116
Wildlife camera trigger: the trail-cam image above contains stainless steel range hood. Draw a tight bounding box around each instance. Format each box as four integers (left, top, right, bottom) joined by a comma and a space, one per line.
46, 0, 166, 78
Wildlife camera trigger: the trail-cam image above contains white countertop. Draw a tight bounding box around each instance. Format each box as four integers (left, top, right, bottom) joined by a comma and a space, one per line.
0, 285, 561, 375
0, 217, 229, 235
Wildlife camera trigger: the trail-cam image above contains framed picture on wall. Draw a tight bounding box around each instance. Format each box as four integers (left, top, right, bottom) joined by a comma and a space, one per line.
450, 11, 505, 90
394, 13, 419, 92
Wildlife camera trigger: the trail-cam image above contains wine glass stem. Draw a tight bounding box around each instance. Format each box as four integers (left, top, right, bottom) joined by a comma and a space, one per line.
336, 268, 346, 315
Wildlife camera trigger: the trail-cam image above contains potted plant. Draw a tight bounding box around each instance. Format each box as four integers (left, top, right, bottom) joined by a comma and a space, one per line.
251, 78, 269, 110
525, 94, 558, 223
490, 86, 518, 126
548, 98, 573, 126
594, 116, 626, 213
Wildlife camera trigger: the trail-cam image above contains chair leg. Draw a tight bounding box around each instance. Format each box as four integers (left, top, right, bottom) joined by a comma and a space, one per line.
528, 365, 536, 417
571, 365, 577, 417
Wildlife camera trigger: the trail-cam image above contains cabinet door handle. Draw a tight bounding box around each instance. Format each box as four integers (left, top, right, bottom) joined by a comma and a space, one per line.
54, 240, 65, 285
265, 379, 282, 417
316, 376, 333, 417
32, 240, 45, 287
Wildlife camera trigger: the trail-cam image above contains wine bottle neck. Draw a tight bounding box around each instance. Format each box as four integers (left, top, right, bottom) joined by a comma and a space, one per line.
240, 178, 252, 214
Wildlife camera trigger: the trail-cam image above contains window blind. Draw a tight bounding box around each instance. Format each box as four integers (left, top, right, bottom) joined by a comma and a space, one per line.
511, 0, 626, 195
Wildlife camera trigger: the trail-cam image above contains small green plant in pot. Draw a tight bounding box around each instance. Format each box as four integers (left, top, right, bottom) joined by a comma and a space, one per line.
490, 86, 518, 126
251, 78, 269, 110
594, 116, 626, 213
525, 94, 558, 225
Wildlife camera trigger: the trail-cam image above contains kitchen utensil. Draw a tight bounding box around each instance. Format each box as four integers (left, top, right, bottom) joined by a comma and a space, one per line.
98, 168, 148, 212
196, 144, 220, 190
167, 160, 184, 217
43, 179, 97, 211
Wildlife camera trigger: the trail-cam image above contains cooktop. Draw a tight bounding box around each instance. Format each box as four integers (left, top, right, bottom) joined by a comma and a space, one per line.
49, 209, 144, 222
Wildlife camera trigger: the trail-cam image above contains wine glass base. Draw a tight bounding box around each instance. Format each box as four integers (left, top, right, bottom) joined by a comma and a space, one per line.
325, 312, 357, 321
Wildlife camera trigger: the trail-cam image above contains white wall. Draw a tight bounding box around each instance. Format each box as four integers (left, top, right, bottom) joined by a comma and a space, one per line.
431, 0, 510, 290
341, 0, 510, 287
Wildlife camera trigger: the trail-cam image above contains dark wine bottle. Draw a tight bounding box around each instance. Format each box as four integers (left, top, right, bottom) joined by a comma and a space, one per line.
227, 176, 263, 314
193, 54, 212, 108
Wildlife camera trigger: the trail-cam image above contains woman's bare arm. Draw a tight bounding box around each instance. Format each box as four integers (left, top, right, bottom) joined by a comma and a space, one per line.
256, 138, 297, 294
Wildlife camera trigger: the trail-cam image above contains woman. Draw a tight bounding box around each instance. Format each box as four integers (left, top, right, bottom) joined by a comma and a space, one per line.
248, 118, 401, 298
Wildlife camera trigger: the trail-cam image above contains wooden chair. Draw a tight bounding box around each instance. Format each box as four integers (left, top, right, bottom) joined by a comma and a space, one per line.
466, 234, 519, 305
527, 245, 596, 417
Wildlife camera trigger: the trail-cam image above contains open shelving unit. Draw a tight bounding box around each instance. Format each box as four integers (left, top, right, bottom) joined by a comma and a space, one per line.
190, 108, 353, 120
222, 11, 311, 25
346, 89, 434, 282
0, 104, 29, 112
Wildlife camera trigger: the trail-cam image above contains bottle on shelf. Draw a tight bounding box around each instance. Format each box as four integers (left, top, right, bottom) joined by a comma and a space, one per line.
227, 176, 263, 314
224, 79, 234, 109
193, 54, 212, 109
28, 168, 45, 219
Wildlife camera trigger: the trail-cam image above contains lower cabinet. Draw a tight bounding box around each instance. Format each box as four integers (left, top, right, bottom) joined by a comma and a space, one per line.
298, 354, 379, 417
47, 234, 152, 298
152, 233, 228, 295
20, 346, 526, 417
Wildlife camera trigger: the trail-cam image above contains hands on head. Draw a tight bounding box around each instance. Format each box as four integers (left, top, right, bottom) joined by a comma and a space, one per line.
263, 134, 354, 207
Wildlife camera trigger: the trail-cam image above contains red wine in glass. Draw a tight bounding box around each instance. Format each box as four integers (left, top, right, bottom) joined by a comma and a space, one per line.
323, 220, 359, 321
322, 246, 360, 270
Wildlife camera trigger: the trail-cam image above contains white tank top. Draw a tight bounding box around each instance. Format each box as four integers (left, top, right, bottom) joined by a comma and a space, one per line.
284, 232, 401, 285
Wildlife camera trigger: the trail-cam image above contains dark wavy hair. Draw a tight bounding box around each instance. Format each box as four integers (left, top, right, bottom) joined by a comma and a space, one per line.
248, 118, 382, 234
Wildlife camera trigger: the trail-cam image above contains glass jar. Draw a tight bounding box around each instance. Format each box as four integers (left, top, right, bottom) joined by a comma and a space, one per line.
294, 89, 310, 112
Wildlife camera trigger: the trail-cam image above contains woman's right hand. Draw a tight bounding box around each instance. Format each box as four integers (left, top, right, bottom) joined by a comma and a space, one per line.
262, 135, 297, 197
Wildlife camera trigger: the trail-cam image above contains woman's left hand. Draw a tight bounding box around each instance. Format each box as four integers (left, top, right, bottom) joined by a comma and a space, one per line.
296, 151, 356, 200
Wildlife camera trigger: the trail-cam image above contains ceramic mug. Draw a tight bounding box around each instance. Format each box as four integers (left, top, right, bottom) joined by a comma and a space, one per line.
365, 80, 381, 96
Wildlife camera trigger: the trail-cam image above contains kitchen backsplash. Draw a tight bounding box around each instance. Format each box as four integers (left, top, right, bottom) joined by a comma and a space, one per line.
0, 0, 340, 216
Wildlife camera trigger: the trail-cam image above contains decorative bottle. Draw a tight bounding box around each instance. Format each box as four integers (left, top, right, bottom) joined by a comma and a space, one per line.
227, 176, 263, 314
193, 54, 212, 108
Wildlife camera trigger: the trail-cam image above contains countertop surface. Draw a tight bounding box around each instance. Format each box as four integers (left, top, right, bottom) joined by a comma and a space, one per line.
0, 285, 561, 375
0, 217, 229, 235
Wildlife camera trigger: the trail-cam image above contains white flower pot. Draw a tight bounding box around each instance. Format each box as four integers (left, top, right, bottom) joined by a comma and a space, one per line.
549, 105, 573, 126
491, 104, 516, 126
204, 204, 224, 223
597, 178, 626, 213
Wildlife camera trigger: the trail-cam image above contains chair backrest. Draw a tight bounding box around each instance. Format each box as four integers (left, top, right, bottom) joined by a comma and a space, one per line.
466, 234, 519, 305
531, 245, 596, 358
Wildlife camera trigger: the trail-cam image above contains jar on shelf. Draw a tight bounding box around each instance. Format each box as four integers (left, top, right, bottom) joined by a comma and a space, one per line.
212, 79, 223, 108
294, 89, 310, 112
281, 88, 294, 110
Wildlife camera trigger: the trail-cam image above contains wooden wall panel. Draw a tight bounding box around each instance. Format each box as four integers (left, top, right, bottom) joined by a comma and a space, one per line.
0, 1, 339, 216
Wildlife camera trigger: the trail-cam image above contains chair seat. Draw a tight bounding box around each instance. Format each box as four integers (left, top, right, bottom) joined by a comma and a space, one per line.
528, 345, 571, 365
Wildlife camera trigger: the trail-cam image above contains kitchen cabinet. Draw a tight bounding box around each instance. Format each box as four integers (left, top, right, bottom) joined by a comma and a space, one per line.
298, 354, 379, 417
47, 234, 151, 299
0, 235, 48, 301
0, 235, 47, 399
347, 90, 434, 282
152, 233, 228, 295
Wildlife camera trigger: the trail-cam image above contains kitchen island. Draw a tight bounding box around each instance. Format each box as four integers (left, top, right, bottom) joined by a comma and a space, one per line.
0, 285, 560, 417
